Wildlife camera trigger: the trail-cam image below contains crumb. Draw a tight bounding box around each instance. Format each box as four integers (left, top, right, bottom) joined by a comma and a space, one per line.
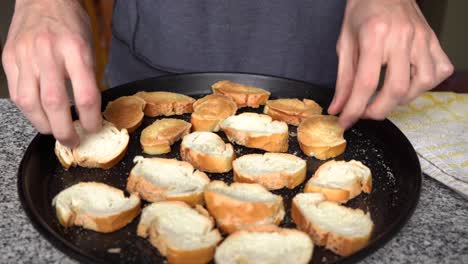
107, 248, 121, 254
321, 256, 327, 262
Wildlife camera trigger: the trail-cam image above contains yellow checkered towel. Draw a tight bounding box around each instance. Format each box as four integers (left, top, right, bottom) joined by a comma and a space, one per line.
389, 92, 468, 199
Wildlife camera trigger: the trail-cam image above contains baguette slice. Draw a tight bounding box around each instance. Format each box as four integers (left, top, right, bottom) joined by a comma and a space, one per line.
304, 160, 372, 203
180, 132, 235, 173
298, 115, 346, 160
54, 120, 129, 169
191, 94, 238, 132
264, 98, 322, 126
135, 91, 195, 117
215, 225, 313, 264
291, 193, 374, 256
103, 95, 146, 132
52, 182, 141, 233
140, 118, 191, 154
204, 181, 285, 234
127, 156, 210, 206
212, 80, 270, 108
220, 113, 288, 152
233, 153, 306, 190
137, 201, 222, 264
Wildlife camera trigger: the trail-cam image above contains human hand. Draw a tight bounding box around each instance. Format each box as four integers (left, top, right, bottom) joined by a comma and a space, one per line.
329, 0, 454, 128
2, 0, 102, 147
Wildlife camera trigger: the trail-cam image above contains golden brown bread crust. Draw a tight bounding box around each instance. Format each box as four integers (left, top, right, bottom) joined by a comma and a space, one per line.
291, 198, 372, 256
103, 96, 146, 133
191, 94, 238, 132
297, 115, 346, 160
222, 127, 288, 152
140, 118, 191, 154
135, 91, 195, 117
204, 181, 285, 234
211, 80, 270, 108
264, 98, 322, 126
180, 143, 235, 173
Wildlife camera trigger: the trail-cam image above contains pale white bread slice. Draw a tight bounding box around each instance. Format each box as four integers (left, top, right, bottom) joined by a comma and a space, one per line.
215, 225, 313, 264
204, 181, 285, 234
52, 182, 141, 233
54, 120, 129, 169
291, 193, 374, 256
304, 160, 372, 203
211, 80, 270, 108
134, 91, 195, 117
103, 95, 146, 133
180, 132, 235, 173
264, 98, 322, 126
137, 201, 222, 264
191, 94, 238, 132
127, 156, 210, 206
233, 153, 306, 190
140, 118, 191, 154
297, 115, 346, 160
220, 112, 288, 152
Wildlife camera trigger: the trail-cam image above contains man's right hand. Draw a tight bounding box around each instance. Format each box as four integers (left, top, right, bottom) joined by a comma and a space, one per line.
2, 0, 102, 147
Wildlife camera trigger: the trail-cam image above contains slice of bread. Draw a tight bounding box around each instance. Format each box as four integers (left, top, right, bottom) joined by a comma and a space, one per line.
297, 115, 346, 160
103, 95, 146, 133
220, 112, 288, 152
54, 120, 129, 169
180, 132, 235, 173
304, 160, 372, 203
204, 181, 285, 234
140, 118, 191, 155
135, 91, 195, 117
137, 201, 222, 264
211, 80, 270, 108
191, 94, 238, 132
233, 153, 306, 190
215, 225, 313, 264
127, 156, 210, 206
264, 98, 322, 126
291, 193, 374, 256
52, 182, 141, 233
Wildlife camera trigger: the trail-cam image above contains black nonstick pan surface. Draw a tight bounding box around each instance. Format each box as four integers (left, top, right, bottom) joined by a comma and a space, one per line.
18, 73, 421, 263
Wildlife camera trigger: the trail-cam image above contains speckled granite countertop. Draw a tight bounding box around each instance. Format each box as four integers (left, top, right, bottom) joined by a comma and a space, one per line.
0, 99, 467, 264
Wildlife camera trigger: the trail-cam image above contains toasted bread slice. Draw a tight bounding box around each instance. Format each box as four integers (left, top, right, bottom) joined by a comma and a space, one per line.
233, 153, 306, 190
204, 181, 285, 234
140, 118, 191, 154
137, 201, 222, 264
211, 80, 270, 108
264, 98, 322, 126
52, 182, 141, 233
135, 91, 195, 117
215, 225, 313, 264
297, 115, 346, 160
180, 132, 235, 173
291, 193, 374, 256
127, 156, 210, 206
103, 95, 146, 133
304, 160, 372, 203
191, 94, 238, 132
220, 112, 288, 152
54, 120, 129, 169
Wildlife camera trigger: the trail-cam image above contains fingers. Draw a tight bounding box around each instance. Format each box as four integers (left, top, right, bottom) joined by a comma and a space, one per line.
430, 36, 454, 84
62, 36, 102, 133
1, 44, 19, 103
338, 18, 387, 129
36, 33, 79, 147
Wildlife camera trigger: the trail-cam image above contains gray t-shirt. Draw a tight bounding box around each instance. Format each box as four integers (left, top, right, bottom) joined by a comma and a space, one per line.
107, 0, 345, 87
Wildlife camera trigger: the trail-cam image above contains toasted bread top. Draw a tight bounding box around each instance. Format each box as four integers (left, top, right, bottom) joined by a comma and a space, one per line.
192, 94, 237, 120
266, 98, 322, 116
135, 91, 195, 104
212, 80, 270, 96
140, 118, 191, 146
182, 132, 232, 156
233, 153, 306, 177
103, 96, 146, 130
298, 115, 345, 147
310, 160, 371, 189
221, 112, 288, 135
206, 181, 282, 203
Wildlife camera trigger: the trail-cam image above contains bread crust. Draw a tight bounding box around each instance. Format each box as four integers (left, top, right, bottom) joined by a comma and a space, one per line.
103, 95, 146, 133
264, 98, 322, 126
180, 141, 235, 173
211, 80, 270, 108
221, 127, 288, 153
135, 91, 195, 117
233, 153, 306, 190
140, 118, 191, 155
298, 115, 346, 160
204, 181, 285, 234
191, 94, 238, 132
